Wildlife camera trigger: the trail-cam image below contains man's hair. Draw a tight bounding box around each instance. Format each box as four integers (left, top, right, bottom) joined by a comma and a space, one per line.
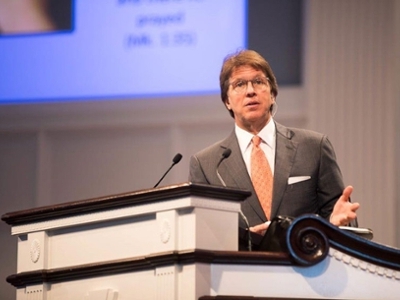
219, 49, 278, 117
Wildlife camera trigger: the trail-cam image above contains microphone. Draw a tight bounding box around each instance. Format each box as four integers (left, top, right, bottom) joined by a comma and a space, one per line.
216, 148, 231, 187
215, 148, 252, 251
239, 211, 252, 251
153, 153, 182, 188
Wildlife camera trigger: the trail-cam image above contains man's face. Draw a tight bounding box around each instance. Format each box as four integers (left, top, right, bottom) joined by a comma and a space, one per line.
225, 65, 275, 133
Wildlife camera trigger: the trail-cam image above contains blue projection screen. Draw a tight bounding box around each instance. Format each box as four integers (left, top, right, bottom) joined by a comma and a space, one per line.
0, 0, 247, 104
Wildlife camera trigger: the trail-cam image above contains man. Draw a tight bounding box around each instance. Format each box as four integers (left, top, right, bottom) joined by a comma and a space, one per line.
189, 50, 359, 248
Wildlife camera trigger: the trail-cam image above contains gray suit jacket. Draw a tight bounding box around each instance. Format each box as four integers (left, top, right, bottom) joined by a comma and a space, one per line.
189, 122, 345, 229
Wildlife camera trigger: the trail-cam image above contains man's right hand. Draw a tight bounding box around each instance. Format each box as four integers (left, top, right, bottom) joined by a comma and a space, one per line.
249, 221, 271, 236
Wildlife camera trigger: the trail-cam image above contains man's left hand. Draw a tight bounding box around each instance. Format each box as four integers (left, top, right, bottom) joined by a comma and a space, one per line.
330, 185, 360, 226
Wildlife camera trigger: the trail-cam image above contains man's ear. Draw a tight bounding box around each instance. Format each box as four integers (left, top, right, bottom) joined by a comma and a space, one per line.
225, 99, 231, 110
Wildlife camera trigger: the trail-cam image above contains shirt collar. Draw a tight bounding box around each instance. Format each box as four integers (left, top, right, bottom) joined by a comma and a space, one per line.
235, 119, 276, 153
259, 119, 276, 149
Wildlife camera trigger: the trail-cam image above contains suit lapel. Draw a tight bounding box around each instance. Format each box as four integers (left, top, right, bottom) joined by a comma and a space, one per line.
219, 132, 248, 188
271, 122, 298, 218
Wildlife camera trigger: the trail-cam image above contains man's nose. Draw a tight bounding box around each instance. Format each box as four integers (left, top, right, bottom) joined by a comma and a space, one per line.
246, 81, 256, 94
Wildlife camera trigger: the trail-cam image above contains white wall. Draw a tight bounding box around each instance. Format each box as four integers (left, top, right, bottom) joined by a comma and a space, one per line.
0, 1, 399, 299
305, 0, 400, 246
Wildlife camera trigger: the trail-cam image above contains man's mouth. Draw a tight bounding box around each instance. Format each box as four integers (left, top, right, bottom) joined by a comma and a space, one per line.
246, 101, 259, 107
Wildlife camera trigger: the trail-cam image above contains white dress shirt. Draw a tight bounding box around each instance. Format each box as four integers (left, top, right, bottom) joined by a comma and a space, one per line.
235, 119, 276, 177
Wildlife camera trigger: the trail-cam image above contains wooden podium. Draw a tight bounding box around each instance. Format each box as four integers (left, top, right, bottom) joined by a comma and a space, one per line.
2, 182, 400, 300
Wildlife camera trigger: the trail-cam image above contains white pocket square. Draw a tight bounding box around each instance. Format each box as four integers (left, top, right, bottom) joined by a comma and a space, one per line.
288, 176, 311, 185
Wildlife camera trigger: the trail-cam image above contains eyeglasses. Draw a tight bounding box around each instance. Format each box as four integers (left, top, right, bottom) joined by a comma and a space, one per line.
229, 76, 269, 94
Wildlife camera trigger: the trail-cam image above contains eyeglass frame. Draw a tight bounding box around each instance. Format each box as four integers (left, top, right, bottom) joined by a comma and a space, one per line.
228, 76, 270, 94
